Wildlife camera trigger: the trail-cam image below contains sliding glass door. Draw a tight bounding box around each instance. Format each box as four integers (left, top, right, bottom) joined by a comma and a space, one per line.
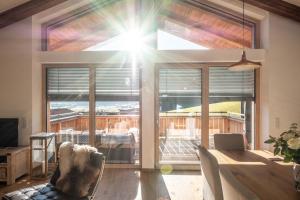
157, 65, 202, 165
156, 64, 257, 167
46, 65, 140, 165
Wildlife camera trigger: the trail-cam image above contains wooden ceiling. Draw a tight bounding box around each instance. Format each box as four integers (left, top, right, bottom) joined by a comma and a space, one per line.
46, 0, 132, 51
158, 1, 253, 49
0, 0, 300, 30
46, 0, 254, 51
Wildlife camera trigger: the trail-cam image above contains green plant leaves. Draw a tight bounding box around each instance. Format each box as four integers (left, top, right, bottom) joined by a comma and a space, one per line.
264, 138, 275, 144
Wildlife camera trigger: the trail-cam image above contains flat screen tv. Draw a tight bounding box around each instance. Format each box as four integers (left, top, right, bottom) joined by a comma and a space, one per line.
0, 118, 18, 147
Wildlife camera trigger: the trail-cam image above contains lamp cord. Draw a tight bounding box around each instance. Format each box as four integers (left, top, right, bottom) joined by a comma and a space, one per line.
242, 0, 245, 50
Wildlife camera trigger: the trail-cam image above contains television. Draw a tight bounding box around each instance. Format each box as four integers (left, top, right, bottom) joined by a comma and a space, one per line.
0, 118, 18, 147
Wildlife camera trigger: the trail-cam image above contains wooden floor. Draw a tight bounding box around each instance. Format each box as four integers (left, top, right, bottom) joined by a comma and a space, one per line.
0, 169, 202, 200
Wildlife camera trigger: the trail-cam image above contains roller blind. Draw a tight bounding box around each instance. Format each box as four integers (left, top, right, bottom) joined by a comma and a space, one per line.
209, 67, 255, 100
159, 68, 202, 97
96, 65, 139, 100
47, 68, 89, 101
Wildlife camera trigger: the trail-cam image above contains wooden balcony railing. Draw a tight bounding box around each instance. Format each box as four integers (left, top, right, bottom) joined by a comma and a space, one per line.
50, 113, 244, 136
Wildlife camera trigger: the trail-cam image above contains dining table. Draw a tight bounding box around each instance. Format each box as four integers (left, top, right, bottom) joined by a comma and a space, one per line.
208, 149, 300, 200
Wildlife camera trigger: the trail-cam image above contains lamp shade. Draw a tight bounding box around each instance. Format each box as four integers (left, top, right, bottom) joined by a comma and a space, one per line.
229, 51, 261, 71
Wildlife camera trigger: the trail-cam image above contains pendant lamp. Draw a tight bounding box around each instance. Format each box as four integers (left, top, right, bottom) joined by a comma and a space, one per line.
229, 0, 261, 71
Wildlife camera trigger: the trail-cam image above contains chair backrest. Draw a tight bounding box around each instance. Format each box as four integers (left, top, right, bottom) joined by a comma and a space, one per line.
214, 134, 245, 150
50, 151, 105, 200
88, 152, 105, 200
220, 167, 259, 200
199, 145, 223, 200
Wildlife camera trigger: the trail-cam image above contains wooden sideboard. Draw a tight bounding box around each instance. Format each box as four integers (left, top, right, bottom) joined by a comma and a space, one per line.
0, 146, 30, 185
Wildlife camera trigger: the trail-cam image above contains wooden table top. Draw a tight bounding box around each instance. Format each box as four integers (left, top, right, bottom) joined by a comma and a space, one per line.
209, 150, 300, 200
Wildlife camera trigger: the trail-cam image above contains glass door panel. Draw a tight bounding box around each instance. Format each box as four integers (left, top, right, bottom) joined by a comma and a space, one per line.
208, 67, 255, 149
47, 67, 90, 145
95, 65, 140, 164
158, 66, 202, 165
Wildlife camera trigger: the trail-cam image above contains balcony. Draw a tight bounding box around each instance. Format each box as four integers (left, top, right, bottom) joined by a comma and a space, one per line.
49, 112, 244, 164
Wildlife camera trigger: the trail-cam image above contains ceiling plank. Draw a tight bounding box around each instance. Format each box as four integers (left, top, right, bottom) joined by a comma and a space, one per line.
237, 0, 300, 22
159, 16, 244, 48
0, 0, 68, 29
160, 1, 253, 48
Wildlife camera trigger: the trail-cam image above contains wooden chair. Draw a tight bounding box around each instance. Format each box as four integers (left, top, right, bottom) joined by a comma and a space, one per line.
199, 145, 223, 200
213, 134, 245, 150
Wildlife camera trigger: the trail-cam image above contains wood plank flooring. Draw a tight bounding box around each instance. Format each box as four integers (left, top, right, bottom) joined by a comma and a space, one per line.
97, 169, 202, 200
0, 169, 202, 200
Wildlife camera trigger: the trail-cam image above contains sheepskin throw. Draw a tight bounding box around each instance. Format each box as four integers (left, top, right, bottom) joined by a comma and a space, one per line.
54, 142, 101, 198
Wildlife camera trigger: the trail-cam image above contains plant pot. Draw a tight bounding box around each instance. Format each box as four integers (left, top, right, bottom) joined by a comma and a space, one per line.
293, 163, 300, 192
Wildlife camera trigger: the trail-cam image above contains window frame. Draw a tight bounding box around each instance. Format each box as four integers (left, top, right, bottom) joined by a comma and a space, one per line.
154, 63, 260, 168
42, 64, 143, 168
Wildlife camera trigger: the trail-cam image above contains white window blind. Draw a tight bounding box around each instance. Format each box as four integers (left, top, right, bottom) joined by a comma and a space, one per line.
209, 67, 255, 100
47, 68, 89, 101
159, 68, 202, 97
96, 65, 139, 101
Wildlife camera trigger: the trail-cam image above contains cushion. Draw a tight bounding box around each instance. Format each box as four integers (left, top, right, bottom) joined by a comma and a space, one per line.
53, 142, 102, 198
2, 183, 89, 200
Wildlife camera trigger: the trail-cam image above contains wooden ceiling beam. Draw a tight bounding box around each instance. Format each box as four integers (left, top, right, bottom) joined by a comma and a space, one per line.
0, 0, 68, 29
237, 0, 300, 23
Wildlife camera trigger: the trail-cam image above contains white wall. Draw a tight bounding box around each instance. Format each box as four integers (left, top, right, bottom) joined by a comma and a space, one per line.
260, 14, 300, 149
0, 17, 42, 145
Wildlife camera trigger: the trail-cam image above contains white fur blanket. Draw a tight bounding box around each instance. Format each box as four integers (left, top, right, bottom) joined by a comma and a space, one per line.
55, 142, 100, 197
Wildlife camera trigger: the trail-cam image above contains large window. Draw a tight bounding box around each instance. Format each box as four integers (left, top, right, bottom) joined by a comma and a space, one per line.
157, 0, 256, 49
46, 65, 140, 165
156, 65, 257, 167
43, 0, 257, 51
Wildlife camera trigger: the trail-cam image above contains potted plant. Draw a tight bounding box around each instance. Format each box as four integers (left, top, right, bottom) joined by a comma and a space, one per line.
265, 123, 300, 191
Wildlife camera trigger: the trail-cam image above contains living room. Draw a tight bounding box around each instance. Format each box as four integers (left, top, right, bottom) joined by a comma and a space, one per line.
0, 0, 300, 199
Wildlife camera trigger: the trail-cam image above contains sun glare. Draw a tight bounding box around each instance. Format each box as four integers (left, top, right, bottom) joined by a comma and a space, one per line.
123, 29, 145, 53
84, 28, 148, 53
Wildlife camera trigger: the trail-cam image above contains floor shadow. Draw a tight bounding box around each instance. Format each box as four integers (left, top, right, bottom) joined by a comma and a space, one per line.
96, 169, 140, 200
140, 170, 172, 200
96, 169, 202, 200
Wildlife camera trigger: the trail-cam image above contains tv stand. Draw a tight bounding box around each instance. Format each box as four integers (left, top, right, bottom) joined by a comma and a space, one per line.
0, 146, 30, 185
